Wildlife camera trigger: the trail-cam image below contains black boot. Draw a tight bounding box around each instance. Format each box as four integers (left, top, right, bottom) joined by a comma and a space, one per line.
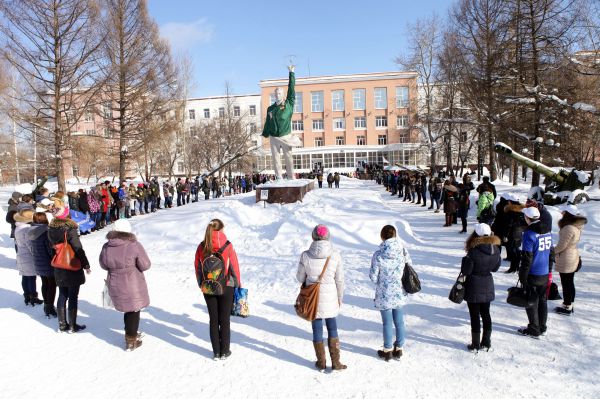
57, 307, 69, 332
29, 293, 44, 306
68, 308, 86, 333
44, 304, 58, 318
481, 330, 491, 351
23, 293, 31, 306
467, 331, 480, 352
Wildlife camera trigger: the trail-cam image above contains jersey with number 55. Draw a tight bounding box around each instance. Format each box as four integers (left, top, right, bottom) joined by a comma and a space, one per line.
522, 226, 552, 276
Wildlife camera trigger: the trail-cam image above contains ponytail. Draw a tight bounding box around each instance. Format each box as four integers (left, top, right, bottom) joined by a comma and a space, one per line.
202, 218, 224, 257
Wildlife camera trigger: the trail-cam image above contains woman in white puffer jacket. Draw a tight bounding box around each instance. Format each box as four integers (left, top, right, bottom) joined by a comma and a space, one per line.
296, 224, 346, 372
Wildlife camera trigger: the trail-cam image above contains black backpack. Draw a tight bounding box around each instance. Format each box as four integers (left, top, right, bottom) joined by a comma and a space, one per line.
198, 241, 230, 296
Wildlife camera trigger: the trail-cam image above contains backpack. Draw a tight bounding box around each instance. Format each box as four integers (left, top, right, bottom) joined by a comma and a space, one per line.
198, 241, 230, 296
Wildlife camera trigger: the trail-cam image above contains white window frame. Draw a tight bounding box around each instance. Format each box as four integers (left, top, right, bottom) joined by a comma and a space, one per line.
249, 105, 256, 116
249, 122, 257, 133
333, 117, 345, 131
353, 89, 366, 110
396, 86, 409, 108
203, 108, 210, 118
374, 87, 387, 109
188, 109, 195, 120
292, 120, 304, 132
311, 91, 324, 112
314, 137, 324, 147
397, 115, 408, 129
378, 134, 387, 145
356, 135, 366, 145
375, 116, 388, 128
233, 106, 240, 117
84, 109, 93, 122
218, 107, 225, 118
85, 129, 95, 136
331, 90, 345, 112
335, 136, 345, 145
294, 92, 303, 113
312, 119, 324, 131
354, 116, 366, 129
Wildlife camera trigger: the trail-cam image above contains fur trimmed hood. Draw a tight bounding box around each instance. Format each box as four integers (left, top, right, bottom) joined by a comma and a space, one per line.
467, 235, 501, 250
48, 218, 78, 230
504, 203, 524, 214
558, 215, 588, 230
106, 231, 137, 242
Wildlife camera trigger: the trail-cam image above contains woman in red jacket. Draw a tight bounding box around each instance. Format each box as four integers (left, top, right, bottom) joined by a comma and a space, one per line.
194, 219, 241, 360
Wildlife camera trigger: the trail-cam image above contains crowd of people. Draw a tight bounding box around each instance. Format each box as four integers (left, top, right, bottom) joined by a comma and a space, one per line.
3, 168, 589, 368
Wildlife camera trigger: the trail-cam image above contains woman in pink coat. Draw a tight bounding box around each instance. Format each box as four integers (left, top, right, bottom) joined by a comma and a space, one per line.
99, 219, 151, 351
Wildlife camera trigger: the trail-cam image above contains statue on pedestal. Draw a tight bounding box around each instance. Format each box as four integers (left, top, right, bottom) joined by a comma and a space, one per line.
262, 65, 301, 180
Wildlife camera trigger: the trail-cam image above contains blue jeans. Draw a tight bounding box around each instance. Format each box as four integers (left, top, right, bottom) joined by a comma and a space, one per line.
380, 308, 406, 349
311, 317, 338, 342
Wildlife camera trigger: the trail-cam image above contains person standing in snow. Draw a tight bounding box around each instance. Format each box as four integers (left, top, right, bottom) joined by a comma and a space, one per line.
29, 212, 57, 318
369, 225, 411, 361
517, 207, 553, 338
14, 209, 44, 307
461, 223, 501, 352
99, 219, 151, 351
503, 195, 526, 273
554, 205, 587, 315
194, 219, 242, 360
296, 225, 346, 371
48, 202, 91, 333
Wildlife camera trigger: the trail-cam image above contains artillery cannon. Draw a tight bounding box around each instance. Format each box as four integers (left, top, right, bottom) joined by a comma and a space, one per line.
494, 142, 591, 205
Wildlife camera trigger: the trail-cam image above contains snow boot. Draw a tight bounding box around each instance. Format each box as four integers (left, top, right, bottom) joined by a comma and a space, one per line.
23, 293, 31, 306
480, 330, 491, 351
44, 304, 57, 318
377, 349, 393, 362
313, 341, 326, 371
57, 307, 69, 332
328, 338, 347, 370
68, 308, 86, 333
467, 331, 480, 352
125, 334, 143, 352
392, 344, 403, 359
517, 327, 540, 339
29, 293, 44, 306
555, 304, 574, 315
220, 350, 232, 360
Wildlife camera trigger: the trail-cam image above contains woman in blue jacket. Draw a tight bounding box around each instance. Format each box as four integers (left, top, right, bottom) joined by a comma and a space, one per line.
461, 223, 501, 351
369, 225, 412, 361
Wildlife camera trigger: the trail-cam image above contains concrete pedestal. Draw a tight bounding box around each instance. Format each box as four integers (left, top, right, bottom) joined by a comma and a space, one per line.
256, 180, 314, 204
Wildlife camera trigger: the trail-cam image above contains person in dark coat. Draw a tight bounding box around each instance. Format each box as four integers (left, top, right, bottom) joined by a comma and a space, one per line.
99, 219, 151, 351
503, 195, 526, 273
6, 191, 22, 240
47, 203, 91, 333
77, 189, 90, 214
526, 199, 552, 234
491, 194, 510, 258
456, 174, 475, 234
441, 179, 458, 227
29, 212, 57, 318
476, 176, 497, 199
461, 223, 501, 351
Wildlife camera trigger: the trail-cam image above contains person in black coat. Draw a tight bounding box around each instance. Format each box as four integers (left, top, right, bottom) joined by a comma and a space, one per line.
461, 223, 501, 351
491, 194, 509, 258
526, 199, 552, 234
47, 206, 91, 333
77, 189, 90, 214
29, 212, 57, 318
503, 197, 526, 273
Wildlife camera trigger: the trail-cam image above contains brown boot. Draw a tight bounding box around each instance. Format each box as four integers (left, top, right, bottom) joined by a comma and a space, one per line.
313, 341, 326, 371
328, 337, 347, 371
125, 334, 143, 352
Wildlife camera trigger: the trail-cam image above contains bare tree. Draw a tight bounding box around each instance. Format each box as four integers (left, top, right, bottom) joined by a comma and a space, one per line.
0, 0, 104, 191
100, 0, 178, 182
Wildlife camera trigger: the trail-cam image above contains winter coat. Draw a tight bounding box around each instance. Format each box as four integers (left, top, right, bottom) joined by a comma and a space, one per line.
194, 230, 242, 288
491, 198, 509, 240
6, 196, 19, 238
100, 188, 110, 212
504, 202, 526, 244
461, 235, 501, 303
369, 238, 411, 310
296, 240, 344, 319
262, 71, 295, 138
477, 191, 495, 218
334, 173, 340, 183
442, 183, 458, 214
87, 190, 101, 213
68, 193, 80, 212
99, 231, 151, 313
29, 223, 54, 277
78, 192, 90, 213
14, 222, 36, 276
48, 218, 90, 287
554, 215, 587, 274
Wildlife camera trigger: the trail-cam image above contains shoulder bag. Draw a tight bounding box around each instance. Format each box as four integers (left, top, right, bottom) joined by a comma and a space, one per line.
294, 257, 330, 321
51, 231, 82, 271
448, 272, 466, 304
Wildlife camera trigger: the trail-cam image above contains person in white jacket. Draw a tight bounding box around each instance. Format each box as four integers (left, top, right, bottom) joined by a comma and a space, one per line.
296, 224, 346, 372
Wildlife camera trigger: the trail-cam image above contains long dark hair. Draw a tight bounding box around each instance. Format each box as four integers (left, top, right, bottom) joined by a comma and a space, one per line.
558, 212, 587, 229
202, 218, 224, 257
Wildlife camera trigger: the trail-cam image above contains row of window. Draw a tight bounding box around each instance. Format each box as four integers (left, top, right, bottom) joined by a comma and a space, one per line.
291, 115, 409, 132
188, 105, 257, 120
270, 87, 410, 113
313, 134, 389, 147
83, 128, 114, 138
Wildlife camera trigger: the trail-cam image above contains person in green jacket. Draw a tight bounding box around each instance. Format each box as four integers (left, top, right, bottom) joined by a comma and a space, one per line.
477, 188, 496, 225
262, 65, 301, 180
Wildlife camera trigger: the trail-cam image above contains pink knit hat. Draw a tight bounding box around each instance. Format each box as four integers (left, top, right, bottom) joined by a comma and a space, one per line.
52, 206, 70, 220
311, 224, 330, 241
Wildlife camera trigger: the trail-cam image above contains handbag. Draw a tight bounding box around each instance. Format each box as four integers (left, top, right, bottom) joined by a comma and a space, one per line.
231, 287, 249, 318
51, 231, 82, 271
506, 282, 535, 308
575, 256, 582, 273
294, 257, 330, 321
401, 264, 421, 294
548, 282, 562, 301
102, 280, 114, 309
448, 273, 466, 304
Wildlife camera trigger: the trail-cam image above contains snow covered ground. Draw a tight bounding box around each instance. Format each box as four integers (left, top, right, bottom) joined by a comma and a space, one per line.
0, 177, 599, 398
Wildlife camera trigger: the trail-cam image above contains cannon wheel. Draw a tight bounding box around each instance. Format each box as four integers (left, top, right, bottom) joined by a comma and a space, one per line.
573, 192, 590, 205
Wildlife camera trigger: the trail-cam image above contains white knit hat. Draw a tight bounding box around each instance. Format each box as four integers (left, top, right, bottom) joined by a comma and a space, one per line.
474, 223, 492, 237
113, 219, 132, 233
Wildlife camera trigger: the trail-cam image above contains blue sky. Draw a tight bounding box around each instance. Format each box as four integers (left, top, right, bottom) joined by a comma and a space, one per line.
148, 0, 453, 97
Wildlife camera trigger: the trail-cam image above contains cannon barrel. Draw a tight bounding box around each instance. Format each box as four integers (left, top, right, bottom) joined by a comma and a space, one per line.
494, 142, 565, 184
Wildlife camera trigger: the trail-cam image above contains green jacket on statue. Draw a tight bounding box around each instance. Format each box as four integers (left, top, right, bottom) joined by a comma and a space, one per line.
262, 71, 295, 138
